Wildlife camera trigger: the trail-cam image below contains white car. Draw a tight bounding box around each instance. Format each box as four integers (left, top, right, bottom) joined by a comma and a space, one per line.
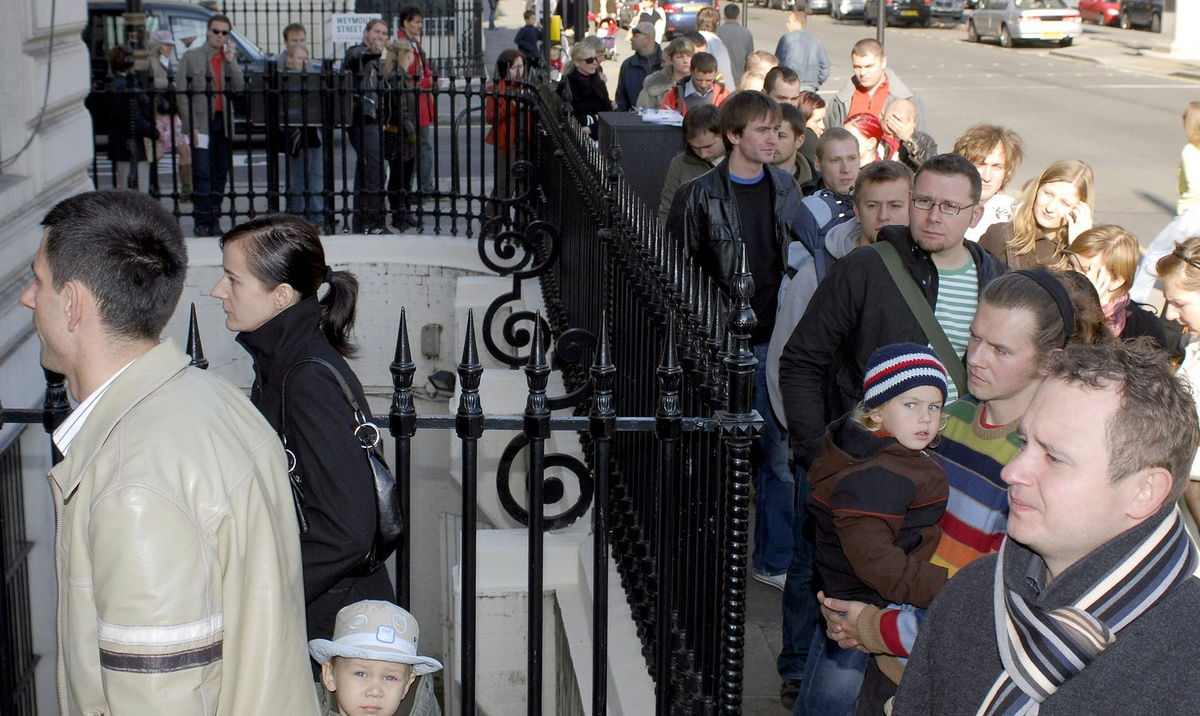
966, 0, 1082, 47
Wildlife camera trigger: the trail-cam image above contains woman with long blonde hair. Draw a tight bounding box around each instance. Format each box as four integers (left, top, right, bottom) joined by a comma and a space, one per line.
980, 159, 1094, 270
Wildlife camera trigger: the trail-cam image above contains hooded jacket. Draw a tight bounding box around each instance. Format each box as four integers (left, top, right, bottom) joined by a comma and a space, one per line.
808, 414, 950, 608
826, 68, 927, 134
637, 66, 679, 109
778, 225, 1006, 468
50, 339, 318, 715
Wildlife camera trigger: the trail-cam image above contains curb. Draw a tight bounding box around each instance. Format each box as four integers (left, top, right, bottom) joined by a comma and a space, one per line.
1049, 47, 1200, 82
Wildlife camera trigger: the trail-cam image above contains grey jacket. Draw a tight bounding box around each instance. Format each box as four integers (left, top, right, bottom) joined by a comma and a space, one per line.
177, 43, 246, 137
826, 68, 926, 133
716, 20, 755, 78
774, 29, 830, 89
637, 67, 678, 109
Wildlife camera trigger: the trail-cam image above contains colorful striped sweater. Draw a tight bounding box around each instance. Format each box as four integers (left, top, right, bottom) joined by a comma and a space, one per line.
858, 397, 1019, 681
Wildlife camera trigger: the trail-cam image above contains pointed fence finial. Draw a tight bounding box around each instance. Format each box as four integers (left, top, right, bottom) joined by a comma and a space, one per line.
186, 303, 208, 370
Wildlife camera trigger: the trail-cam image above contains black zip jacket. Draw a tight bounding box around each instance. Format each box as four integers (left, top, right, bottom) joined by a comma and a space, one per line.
778, 224, 1006, 469
237, 296, 393, 666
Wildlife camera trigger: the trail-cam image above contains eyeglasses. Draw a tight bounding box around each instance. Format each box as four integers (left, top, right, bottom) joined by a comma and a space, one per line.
911, 197, 977, 216
210, 28, 230, 35
578, 56, 600, 64
1173, 248, 1200, 272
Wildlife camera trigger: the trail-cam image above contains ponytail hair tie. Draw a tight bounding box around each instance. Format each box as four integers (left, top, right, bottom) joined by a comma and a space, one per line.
323, 265, 334, 284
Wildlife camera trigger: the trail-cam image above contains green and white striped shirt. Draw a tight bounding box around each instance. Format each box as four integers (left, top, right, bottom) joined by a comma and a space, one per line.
934, 260, 978, 401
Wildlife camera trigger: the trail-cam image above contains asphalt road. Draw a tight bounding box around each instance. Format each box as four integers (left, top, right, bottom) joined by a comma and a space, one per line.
732, 8, 1197, 246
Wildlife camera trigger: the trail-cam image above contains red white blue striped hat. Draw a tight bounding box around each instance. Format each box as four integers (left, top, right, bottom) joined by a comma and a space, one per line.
863, 343, 949, 410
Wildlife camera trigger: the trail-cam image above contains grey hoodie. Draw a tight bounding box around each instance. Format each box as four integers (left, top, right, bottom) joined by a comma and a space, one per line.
766, 218, 864, 424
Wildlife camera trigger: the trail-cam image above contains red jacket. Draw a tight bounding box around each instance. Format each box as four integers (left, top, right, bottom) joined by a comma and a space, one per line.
485, 80, 528, 153
659, 77, 730, 116
397, 30, 435, 127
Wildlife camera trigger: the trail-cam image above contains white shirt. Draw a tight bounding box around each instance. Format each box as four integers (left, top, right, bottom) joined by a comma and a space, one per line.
52, 361, 135, 455
964, 192, 1015, 243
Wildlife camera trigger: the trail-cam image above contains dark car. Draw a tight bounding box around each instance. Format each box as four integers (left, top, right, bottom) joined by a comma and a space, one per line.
931, 0, 965, 22
85, 0, 267, 139
1118, 0, 1163, 32
863, 0, 933, 27
663, 0, 718, 38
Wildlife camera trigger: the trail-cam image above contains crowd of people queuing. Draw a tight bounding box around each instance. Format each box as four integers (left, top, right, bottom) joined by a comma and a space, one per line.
38, 1, 1200, 713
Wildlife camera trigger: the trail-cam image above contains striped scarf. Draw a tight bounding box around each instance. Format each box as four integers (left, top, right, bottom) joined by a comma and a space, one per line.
978, 509, 1198, 716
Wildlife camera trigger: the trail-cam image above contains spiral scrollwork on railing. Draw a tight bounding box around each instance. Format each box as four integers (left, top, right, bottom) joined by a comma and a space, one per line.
495, 433, 594, 531
481, 220, 562, 367
478, 160, 539, 274
547, 327, 596, 411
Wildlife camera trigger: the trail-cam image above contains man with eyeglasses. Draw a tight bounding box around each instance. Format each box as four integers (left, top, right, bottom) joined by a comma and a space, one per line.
779, 153, 1005, 472
178, 14, 245, 237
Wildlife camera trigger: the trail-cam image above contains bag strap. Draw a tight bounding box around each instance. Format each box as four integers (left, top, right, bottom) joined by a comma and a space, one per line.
869, 241, 969, 397
279, 357, 376, 452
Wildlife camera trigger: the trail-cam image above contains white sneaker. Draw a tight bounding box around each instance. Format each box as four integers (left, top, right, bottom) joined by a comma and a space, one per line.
752, 570, 786, 592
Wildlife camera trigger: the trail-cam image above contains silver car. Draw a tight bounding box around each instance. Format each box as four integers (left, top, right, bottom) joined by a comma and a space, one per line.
967, 0, 1083, 47
831, 0, 867, 20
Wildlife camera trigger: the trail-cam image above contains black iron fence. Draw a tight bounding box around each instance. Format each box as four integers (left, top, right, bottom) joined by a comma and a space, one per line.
88, 66, 531, 236
212, 0, 485, 78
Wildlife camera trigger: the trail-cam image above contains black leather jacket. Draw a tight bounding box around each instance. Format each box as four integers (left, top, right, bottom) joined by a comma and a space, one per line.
666, 161, 806, 294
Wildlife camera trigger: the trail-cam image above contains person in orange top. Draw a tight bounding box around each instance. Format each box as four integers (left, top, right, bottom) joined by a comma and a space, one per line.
825, 39, 926, 136
660, 51, 730, 117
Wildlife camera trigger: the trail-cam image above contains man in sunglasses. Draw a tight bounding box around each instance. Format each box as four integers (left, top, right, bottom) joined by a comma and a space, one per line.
178, 14, 245, 237
779, 153, 1006, 472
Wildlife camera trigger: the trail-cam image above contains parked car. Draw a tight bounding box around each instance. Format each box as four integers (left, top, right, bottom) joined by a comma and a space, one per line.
752, 0, 803, 10
85, 0, 268, 139
1118, 0, 1163, 32
1078, 0, 1121, 25
966, 0, 1082, 47
863, 0, 932, 27
663, 0, 718, 39
931, 0, 965, 23
807, 0, 833, 14
831, 0, 867, 20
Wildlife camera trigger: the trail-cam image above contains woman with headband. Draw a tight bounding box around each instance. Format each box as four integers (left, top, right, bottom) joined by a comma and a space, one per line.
1154, 236, 1200, 528
210, 215, 395, 677
810, 269, 1109, 715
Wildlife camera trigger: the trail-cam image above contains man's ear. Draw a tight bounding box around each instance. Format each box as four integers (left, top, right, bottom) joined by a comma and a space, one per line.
725, 129, 740, 151
967, 201, 985, 229
1125, 466, 1174, 521
62, 281, 88, 332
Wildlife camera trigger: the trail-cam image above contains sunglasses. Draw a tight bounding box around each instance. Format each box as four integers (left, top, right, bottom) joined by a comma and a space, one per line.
579, 56, 600, 64
1173, 248, 1200, 273
210, 28, 230, 35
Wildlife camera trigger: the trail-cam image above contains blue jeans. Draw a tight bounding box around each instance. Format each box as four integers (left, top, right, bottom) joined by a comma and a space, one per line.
192, 112, 230, 231
796, 632, 868, 716
778, 464, 821, 681
752, 341, 794, 576
285, 145, 324, 224
418, 125, 435, 193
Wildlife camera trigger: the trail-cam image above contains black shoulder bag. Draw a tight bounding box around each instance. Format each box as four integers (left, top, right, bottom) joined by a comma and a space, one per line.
280, 357, 403, 576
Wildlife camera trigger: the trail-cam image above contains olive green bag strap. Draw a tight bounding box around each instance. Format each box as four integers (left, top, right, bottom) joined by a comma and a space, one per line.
869, 241, 969, 397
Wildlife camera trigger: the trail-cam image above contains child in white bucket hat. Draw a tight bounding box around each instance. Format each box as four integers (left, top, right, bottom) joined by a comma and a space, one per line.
309, 600, 443, 716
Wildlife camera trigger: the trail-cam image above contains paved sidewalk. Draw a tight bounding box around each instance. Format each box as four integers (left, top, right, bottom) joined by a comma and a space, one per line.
1049, 28, 1200, 82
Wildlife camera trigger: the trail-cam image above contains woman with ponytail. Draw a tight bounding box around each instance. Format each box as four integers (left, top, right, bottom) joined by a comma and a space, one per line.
210, 214, 394, 676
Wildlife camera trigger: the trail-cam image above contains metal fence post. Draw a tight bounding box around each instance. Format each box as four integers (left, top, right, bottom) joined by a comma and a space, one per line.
716, 246, 761, 713
389, 308, 417, 609
523, 314, 550, 716
654, 320, 683, 712
456, 310, 484, 716
589, 314, 615, 716
186, 303, 209, 370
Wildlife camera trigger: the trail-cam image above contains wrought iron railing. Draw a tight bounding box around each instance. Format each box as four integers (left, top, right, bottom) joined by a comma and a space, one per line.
87, 67, 530, 236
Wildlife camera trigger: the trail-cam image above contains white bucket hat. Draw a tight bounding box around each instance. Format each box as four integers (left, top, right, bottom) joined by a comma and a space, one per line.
309, 601, 443, 675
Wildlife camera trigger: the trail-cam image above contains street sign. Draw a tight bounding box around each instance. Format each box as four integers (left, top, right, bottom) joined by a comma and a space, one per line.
330, 13, 384, 44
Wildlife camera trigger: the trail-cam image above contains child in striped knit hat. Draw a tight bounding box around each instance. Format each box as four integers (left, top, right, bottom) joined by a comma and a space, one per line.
806, 342, 952, 639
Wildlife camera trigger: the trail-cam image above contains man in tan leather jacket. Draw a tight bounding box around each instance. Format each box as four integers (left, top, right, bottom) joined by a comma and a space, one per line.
18, 190, 319, 715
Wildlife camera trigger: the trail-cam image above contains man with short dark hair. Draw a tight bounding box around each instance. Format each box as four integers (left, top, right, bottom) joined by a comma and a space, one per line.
616, 21, 663, 111
827, 38, 926, 132
277, 22, 307, 63
515, 10, 541, 63
765, 66, 802, 107
659, 104, 724, 223
779, 153, 1006, 470
894, 342, 1200, 716
717, 3, 754, 77
667, 93, 810, 658
178, 14, 245, 236
19, 190, 318, 715
774, 10, 830, 92
660, 52, 730, 115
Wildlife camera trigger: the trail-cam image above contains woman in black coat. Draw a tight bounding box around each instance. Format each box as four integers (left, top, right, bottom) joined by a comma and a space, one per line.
210, 215, 394, 675
558, 41, 614, 132
101, 46, 159, 190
